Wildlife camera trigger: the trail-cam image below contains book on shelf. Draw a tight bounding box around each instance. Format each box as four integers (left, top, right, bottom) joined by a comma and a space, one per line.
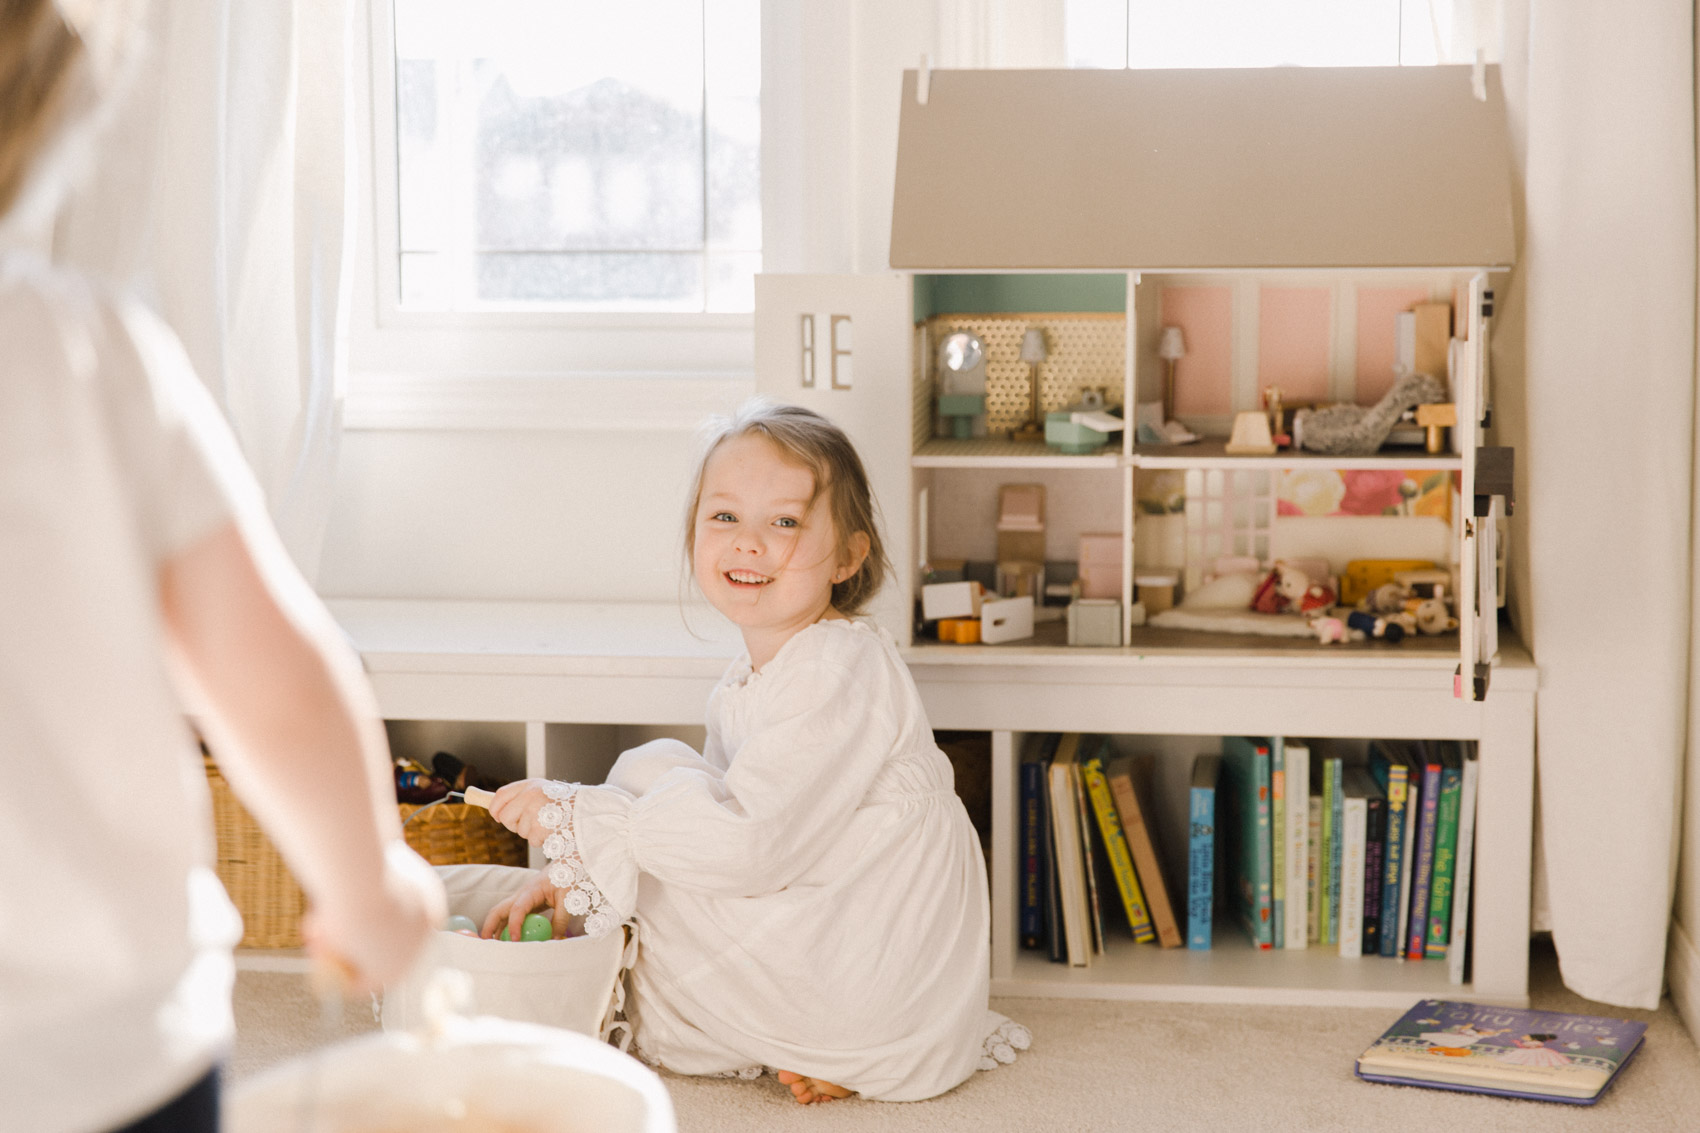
1355, 999, 1648, 1104
1314, 755, 1342, 946
1081, 743, 1156, 943
1281, 740, 1310, 950
1368, 740, 1413, 959
1356, 767, 1387, 959
1270, 738, 1286, 948
1072, 758, 1109, 956
1425, 741, 1465, 959
1187, 753, 1222, 950
1104, 754, 1183, 948
1306, 790, 1323, 945
1395, 771, 1420, 962
1035, 736, 1067, 964
1337, 766, 1367, 958
1221, 737, 1274, 949
1446, 743, 1481, 985
1338, 765, 1385, 959
1047, 733, 1091, 966
1406, 741, 1445, 961
1327, 755, 1344, 947
1019, 752, 1049, 952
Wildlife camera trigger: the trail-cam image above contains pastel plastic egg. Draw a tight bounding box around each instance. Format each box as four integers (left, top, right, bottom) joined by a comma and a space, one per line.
521, 913, 553, 942
443, 914, 478, 934
498, 925, 511, 941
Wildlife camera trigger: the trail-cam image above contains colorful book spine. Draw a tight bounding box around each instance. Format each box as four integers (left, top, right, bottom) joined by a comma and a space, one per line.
1320, 756, 1343, 945
1362, 778, 1387, 959
1446, 744, 1481, 985
1073, 761, 1107, 956
1306, 791, 1323, 945
1187, 754, 1221, 950
1395, 775, 1420, 962
1425, 743, 1464, 958
1282, 741, 1310, 950
1222, 737, 1273, 949
1082, 752, 1157, 943
1271, 738, 1286, 948
1019, 759, 1045, 950
1369, 742, 1411, 959
1105, 755, 1183, 948
1406, 744, 1444, 961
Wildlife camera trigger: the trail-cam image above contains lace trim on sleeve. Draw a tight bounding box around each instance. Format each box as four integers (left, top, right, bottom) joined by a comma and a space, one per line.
536, 781, 617, 938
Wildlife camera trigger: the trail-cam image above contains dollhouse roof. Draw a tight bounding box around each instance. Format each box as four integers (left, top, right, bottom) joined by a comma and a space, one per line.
889, 64, 1516, 272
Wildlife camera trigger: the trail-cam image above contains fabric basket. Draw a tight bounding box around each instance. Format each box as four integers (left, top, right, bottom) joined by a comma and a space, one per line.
228, 1015, 674, 1133
383, 864, 634, 1043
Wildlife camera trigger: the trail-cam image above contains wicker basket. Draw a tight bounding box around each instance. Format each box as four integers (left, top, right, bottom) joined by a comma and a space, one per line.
398, 801, 528, 869
205, 759, 529, 949
206, 757, 310, 949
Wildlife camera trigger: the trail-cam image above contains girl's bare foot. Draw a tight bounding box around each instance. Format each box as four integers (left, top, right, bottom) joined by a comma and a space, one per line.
777, 1070, 853, 1105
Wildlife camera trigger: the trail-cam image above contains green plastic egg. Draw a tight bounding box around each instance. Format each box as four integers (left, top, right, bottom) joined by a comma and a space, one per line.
521, 913, 553, 942
498, 925, 511, 941
443, 914, 477, 934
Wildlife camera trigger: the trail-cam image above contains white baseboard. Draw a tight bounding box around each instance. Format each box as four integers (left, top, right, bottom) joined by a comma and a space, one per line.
1669, 919, 1700, 1037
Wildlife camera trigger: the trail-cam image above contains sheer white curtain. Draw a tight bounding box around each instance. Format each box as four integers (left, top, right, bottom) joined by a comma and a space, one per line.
54, 0, 354, 581
1496, 0, 1694, 1008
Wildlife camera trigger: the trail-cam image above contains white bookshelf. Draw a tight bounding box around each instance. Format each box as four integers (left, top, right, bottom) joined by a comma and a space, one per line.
328, 598, 1536, 1009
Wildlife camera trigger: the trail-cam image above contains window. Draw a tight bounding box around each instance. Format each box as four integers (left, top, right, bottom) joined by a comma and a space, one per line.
1065, 0, 1466, 70
389, 0, 761, 314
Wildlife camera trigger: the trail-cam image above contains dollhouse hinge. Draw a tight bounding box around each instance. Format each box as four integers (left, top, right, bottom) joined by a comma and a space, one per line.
1473, 446, 1514, 517
1456, 663, 1491, 701
1481, 290, 1494, 318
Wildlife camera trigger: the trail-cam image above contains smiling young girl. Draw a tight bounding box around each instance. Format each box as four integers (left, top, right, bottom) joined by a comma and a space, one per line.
485, 399, 1027, 1103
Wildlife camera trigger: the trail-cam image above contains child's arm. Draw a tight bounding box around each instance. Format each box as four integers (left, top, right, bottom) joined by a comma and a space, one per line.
160, 517, 444, 990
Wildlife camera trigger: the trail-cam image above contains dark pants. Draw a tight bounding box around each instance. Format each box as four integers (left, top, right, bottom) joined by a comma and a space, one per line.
112, 1065, 220, 1133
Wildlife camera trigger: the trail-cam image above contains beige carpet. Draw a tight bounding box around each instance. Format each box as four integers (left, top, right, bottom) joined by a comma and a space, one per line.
232, 938, 1700, 1132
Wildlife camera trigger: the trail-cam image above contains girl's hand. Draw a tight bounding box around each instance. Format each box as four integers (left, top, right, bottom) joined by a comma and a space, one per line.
486, 778, 567, 845
480, 869, 572, 942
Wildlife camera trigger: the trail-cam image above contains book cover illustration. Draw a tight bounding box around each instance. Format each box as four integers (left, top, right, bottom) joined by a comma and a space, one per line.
1355, 999, 1648, 1104
1221, 737, 1273, 949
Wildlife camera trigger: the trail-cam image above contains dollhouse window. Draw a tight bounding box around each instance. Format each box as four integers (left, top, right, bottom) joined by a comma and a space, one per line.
385, 0, 761, 314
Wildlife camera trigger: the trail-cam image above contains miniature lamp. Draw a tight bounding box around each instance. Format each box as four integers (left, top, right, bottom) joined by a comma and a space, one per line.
1012, 327, 1049, 442
1157, 326, 1187, 423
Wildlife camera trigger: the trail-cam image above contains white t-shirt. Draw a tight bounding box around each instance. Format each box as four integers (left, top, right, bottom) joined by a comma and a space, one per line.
0, 249, 261, 1132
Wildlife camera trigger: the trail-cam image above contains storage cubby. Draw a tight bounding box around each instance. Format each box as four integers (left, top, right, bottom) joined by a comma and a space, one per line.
989, 730, 1499, 1008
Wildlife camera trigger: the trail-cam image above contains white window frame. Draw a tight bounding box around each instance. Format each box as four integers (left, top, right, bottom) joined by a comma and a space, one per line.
347, 0, 770, 430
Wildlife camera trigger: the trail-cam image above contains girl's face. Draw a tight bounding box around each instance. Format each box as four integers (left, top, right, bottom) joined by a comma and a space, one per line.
692, 433, 867, 666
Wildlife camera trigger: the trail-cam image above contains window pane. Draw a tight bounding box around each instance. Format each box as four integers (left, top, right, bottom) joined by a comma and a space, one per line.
392, 0, 760, 312
477, 252, 704, 311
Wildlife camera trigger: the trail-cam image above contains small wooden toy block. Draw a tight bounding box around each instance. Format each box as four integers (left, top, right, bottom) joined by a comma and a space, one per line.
921, 580, 983, 621
1225, 410, 1277, 454
996, 484, 1045, 564
980, 596, 1036, 644
1415, 402, 1457, 453
936, 618, 982, 644
1077, 532, 1122, 600
1067, 599, 1122, 647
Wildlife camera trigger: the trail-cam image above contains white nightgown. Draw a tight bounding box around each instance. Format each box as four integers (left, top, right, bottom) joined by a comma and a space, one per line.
562, 618, 1026, 1101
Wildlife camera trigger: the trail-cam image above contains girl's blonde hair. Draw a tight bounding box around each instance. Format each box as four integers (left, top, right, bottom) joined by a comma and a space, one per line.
0, 0, 84, 219
684, 398, 891, 616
